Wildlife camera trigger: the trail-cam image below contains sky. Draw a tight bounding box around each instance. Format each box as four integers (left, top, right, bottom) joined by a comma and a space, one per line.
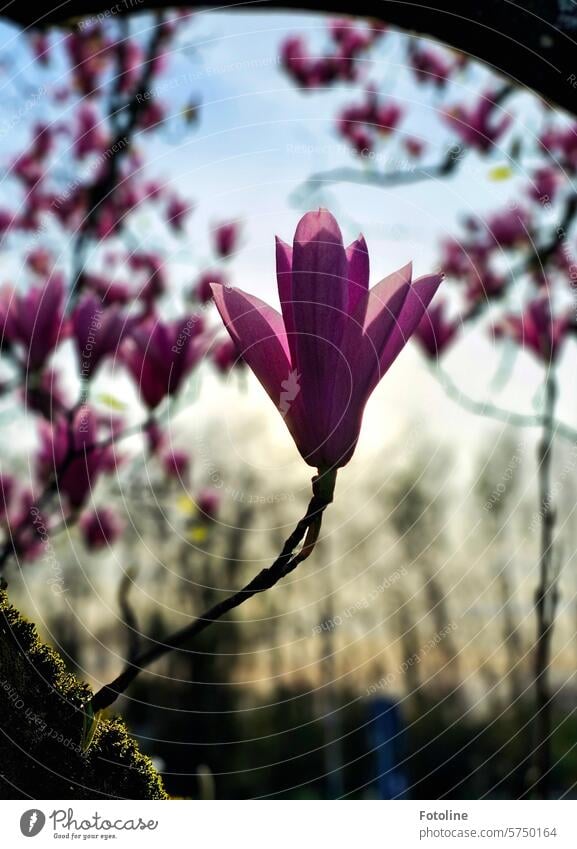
0, 9, 575, 469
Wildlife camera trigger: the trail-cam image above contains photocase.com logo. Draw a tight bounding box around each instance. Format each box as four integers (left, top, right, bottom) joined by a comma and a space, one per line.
20, 810, 46, 837
279, 369, 301, 418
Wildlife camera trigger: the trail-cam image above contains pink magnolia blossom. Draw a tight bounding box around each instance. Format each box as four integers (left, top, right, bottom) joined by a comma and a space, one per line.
30, 31, 51, 65
213, 221, 241, 258
26, 248, 53, 277
3, 274, 68, 371
74, 104, 108, 158
212, 338, 242, 373
7, 490, 47, 562
72, 294, 133, 379
83, 273, 132, 306
494, 298, 569, 363
24, 368, 69, 419
162, 447, 190, 480
527, 166, 560, 203
486, 207, 531, 248
211, 209, 443, 470
167, 196, 190, 232
410, 45, 454, 87
540, 124, 577, 170
404, 137, 425, 158
414, 301, 459, 358
37, 406, 115, 509
80, 507, 124, 550
444, 91, 512, 153
197, 488, 220, 520
122, 315, 208, 409
193, 269, 228, 305
129, 253, 167, 304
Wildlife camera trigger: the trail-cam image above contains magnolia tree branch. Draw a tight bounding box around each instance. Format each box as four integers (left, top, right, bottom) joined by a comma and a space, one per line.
88, 469, 335, 714
529, 369, 561, 799
72, 11, 168, 296
290, 83, 515, 207
434, 366, 577, 444
290, 146, 466, 206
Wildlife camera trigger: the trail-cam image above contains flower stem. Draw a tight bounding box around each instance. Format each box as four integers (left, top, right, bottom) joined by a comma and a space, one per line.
88, 470, 335, 714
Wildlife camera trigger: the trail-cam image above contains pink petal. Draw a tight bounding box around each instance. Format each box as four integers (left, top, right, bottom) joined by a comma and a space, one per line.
346, 235, 370, 314
290, 209, 348, 457
211, 283, 293, 409
275, 236, 296, 343
376, 272, 444, 381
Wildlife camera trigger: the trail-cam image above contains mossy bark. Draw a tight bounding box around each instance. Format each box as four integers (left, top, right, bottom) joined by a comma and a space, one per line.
0, 591, 167, 800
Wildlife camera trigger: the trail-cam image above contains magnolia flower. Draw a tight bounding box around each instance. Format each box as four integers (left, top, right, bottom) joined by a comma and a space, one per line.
213, 221, 241, 258
212, 338, 242, 373
196, 488, 220, 521
444, 91, 512, 153
80, 507, 124, 550
193, 269, 228, 305
162, 448, 190, 480
410, 45, 454, 87
2, 274, 67, 371
37, 406, 115, 509
122, 315, 208, 409
211, 209, 443, 470
72, 294, 133, 379
494, 297, 569, 364
414, 301, 459, 359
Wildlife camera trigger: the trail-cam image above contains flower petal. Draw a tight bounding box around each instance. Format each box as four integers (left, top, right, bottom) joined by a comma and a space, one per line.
376, 272, 444, 382
275, 236, 296, 343
211, 283, 292, 410
290, 209, 348, 457
346, 235, 370, 314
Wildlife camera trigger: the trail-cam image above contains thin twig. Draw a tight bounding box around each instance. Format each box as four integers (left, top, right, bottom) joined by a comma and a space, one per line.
89, 472, 335, 713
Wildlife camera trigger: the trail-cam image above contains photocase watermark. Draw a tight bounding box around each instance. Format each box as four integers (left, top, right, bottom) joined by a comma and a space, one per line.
20, 809, 46, 837
192, 435, 295, 505
483, 439, 526, 511
51, 136, 129, 212
77, 0, 144, 30
313, 567, 408, 634
529, 440, 577, 531
0, 86, 47, 139
136, 55, 281, 104
30, 507, 67, 595
50, 808, 158, 834
278, 369, 301, 418
1, 678, 82, 755
367, 621, 458, 694
78, 307, 104, 402
171, 314, 203, 355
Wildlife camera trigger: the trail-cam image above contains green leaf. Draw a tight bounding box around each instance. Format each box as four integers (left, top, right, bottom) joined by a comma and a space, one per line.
96, 393, 127, 411
488, 165, 513, 181
81, 702, 100, 753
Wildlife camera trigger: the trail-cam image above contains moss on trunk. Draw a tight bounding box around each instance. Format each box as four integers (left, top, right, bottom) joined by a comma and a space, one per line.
0, 591, 167, 800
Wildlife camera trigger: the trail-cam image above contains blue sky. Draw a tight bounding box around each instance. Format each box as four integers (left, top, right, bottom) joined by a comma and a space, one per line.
0, 10, 574, 461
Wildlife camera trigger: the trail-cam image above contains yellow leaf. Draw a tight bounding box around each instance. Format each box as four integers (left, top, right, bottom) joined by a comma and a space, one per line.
177, 495, 195, 516
96, 393, 126, 411
488, 166, 512, 181
188, 527, 208, 543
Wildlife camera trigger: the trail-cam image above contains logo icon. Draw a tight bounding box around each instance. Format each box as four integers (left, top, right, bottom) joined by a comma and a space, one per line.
279, 369, 301, 418
20, 810, 45, 837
